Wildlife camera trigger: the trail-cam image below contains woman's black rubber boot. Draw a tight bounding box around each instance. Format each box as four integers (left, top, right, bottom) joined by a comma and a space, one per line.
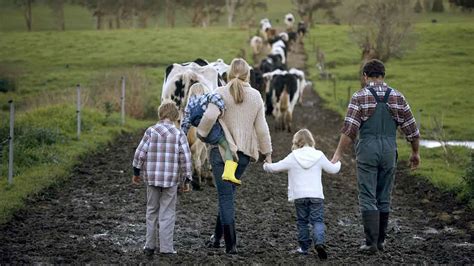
223, 224, 238, 254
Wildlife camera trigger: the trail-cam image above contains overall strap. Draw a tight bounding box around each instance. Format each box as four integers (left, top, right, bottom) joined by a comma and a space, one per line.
383, 88, 392, 103
367, 88, 392, 103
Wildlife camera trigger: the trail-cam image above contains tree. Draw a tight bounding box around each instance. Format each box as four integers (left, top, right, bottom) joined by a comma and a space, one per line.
350, 0, 415, 62
291, 0, 341, 26
237, 0, 267, 27
225, 0, 239, 27
15, 0, 34, 31
432, 0, 444, 12
423, 0, 433, 11
450, 0, 474, 11
165, 0, 176, 27
47, 0, 65, 30
414, 0, 423, 13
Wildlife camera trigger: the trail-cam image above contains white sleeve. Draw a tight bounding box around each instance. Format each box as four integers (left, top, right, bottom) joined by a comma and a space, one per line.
320, 154, 341, 174
263, 154, 293, 173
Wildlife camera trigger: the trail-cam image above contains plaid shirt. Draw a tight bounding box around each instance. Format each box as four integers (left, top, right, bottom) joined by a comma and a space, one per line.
133, 120, 192, 187
341, 82, 420, 141
181, 92, 226, 136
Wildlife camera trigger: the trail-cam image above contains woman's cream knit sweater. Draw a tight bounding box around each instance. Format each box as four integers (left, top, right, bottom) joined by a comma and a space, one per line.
197, 83, 272, 161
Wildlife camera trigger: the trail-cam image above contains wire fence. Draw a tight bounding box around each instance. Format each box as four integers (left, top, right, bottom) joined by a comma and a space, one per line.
1, 76, 127, 185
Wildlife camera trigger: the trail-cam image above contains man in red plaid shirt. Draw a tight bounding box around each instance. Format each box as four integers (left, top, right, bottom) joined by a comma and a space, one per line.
132, 100, 192, 257
331, 59, 420, 254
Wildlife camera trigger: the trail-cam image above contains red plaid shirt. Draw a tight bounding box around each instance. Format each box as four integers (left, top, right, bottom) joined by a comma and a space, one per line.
341, 82, 420, 141
133, 120, 192, 187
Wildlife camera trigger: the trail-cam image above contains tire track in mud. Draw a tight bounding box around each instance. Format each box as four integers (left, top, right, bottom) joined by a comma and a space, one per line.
0, 40, 472, 264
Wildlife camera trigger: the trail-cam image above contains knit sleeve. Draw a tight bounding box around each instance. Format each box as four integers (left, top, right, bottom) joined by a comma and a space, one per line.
254, 97, 272, 155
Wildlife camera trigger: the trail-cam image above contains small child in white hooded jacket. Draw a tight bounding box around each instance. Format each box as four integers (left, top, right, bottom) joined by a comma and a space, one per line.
263, 129, 340, 259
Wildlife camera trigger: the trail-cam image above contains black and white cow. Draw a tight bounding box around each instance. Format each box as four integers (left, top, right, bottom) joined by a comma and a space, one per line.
162, 59, 218, 113
260, 54, 286, 74
209, 58, 229, 85
250, 67, 265, 100
270, 38, 288, 64
284, 13, 295, 30
297, 21, 307, 40
289, 68, 312, 105
268, 71, 299, 132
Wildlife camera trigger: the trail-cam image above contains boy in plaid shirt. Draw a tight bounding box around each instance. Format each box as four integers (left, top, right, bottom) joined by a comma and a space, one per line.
132, 100, 192, 256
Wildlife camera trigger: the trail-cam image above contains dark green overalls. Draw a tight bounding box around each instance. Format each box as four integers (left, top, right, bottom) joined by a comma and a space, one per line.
356, 87, 397, 212
356, 87, 397, 250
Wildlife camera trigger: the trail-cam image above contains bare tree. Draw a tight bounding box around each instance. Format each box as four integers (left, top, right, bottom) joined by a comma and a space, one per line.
165, 0, 176, 27
450, 0, 474, 11
414, 0, 423, 13
47, 0, 65, 30
15, 0, 34, 31
291, 0, 341, 26
350, 0, 415, 63
187, 0, 225, 27
432, 0, 444, 12
225, 0, 239, 27
238, 0, 267, 27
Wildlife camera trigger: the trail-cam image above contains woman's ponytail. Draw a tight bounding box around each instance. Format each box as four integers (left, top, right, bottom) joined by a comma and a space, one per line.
228, 58, 250, 104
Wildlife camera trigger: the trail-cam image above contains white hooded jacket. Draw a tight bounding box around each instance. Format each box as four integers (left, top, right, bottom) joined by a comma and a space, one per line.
263, 146, 341, 202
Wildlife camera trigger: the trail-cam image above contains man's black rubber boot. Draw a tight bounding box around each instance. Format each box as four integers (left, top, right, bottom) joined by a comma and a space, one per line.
360, 210, 380, 254
378, 212, 389, 251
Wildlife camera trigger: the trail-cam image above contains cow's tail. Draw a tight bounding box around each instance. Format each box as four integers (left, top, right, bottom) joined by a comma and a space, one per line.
280, 88, 289, 113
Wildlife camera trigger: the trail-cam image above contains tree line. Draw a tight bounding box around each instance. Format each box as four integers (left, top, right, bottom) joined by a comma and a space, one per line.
10, 0, 273, 31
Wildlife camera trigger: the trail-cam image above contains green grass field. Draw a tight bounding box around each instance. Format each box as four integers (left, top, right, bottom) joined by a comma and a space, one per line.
0, 26, 250, 224
305, 18, 474, 204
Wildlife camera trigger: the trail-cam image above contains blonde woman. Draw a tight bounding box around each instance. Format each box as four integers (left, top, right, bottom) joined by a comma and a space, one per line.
263, 129, 340, 260
197, 58, 272, 254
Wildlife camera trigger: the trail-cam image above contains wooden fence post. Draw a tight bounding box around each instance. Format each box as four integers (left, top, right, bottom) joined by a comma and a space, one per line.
76, 84, 81, 139
121, 76, 125, 126
8, 100, 14, 185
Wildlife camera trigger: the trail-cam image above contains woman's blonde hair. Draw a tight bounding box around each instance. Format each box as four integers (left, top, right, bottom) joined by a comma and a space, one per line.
158, 99, 179, 122
292, 128, 315, 150
227, 58, 250, 104
187, 82, 207, 104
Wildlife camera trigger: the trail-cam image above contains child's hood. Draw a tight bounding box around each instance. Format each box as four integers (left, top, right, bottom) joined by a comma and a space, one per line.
292, 146, 323, 169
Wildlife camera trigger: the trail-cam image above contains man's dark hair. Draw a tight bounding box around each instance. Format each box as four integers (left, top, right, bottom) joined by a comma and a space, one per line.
362, 59, 385, 78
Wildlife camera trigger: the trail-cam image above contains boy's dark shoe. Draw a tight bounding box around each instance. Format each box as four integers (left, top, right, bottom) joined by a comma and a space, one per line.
315, 245, 328, 260
143, 247, 155, 257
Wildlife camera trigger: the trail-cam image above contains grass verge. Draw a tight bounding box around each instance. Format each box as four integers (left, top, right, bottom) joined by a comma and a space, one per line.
0, 105, 150, 224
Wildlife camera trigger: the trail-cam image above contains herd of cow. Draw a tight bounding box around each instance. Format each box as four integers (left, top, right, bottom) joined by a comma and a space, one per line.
160, 13, 311, 187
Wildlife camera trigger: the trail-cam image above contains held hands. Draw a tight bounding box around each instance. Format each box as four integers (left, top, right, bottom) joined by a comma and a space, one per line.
331, 152, 341, 164
132, 175, 141, 185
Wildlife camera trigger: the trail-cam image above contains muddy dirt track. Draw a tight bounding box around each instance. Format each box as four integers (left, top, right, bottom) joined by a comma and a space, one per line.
1, 42, 473, 264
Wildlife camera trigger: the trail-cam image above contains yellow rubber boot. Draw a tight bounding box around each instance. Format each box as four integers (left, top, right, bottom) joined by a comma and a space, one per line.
222, 160, 241, 186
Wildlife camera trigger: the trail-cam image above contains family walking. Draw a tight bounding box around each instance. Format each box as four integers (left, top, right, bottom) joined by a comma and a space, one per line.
131, 58, 420, 260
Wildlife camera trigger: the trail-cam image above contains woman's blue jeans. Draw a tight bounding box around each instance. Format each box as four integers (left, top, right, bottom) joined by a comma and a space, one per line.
209, 147, 250, 225
294, 198, 325, 251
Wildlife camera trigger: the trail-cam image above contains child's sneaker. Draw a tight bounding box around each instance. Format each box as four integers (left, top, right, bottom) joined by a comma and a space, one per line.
315, 244, 328, 260
292, 247, 308, 255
